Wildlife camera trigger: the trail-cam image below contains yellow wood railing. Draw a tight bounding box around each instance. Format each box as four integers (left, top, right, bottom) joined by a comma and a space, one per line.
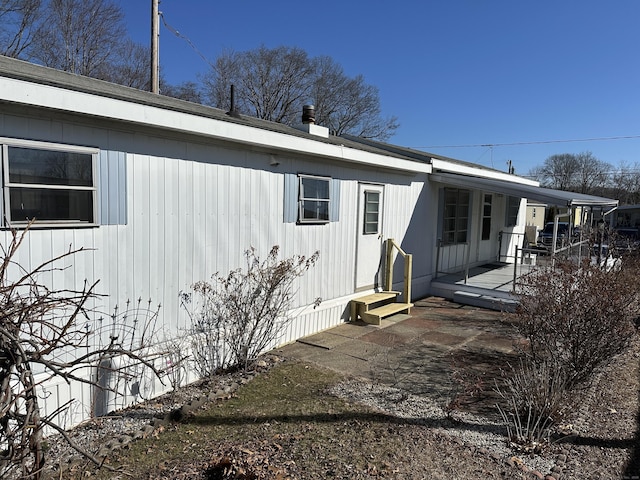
385, 238, 412, 303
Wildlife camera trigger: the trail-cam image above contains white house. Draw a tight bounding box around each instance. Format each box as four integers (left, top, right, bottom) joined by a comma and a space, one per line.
0, 55, 617, 428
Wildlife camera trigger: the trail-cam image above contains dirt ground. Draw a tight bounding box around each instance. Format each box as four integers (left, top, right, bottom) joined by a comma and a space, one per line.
164, 340, 640, 480
46, 335, 639, 480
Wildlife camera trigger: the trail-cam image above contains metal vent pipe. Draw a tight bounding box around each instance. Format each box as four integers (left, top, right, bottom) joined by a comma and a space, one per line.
302, 105, 316, 124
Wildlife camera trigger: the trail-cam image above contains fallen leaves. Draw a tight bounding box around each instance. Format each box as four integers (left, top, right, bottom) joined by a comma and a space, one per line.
204, 439, 298, 479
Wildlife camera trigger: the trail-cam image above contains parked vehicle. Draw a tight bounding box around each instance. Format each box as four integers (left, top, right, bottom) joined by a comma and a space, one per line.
537, 222, 572, 249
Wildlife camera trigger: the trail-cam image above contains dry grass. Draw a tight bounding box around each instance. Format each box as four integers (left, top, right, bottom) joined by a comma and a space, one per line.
57, 337, 640, 480
64, 362, 520, 479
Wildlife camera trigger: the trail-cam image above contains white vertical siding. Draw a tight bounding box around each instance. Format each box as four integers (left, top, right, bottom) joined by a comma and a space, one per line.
0, 113, 433, 430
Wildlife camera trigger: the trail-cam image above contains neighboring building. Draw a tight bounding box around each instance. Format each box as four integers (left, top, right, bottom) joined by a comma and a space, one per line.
525, 201, 546, 246
0, 56, 618, 428
526, 202, 546, 231
613, 204, 640, 228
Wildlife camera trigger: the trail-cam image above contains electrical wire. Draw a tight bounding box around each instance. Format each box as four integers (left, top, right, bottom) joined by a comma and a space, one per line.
159, 12, 215, 70
413, 134, 640, 150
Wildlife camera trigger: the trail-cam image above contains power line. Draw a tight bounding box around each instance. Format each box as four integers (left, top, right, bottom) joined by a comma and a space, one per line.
160, 12, 215, 70
414, 134, 640, 150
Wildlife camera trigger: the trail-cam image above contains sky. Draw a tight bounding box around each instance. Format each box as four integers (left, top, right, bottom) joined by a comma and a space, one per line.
116, 1, 640, 177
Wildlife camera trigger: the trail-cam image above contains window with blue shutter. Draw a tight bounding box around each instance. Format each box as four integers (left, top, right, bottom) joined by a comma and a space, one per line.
283, 173, 340, 224
0, 138, 127, 227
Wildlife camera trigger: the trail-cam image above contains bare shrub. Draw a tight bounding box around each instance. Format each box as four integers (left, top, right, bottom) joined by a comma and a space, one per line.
496, 254, 640, 451
160, 336, 190, 395
514, 256, 640, 388
182, 246, 319, 374
0, 226, 163, 479
495, 359, 570, 452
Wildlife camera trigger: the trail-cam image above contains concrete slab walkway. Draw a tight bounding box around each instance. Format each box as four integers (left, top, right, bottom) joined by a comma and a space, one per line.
277, 296, 520, 415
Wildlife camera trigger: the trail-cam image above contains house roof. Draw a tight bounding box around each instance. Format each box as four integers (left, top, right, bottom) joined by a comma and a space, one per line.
0, 56, 624, 210
342, 134, 505, 175
0, 55, 429, 172
430, 172, 619, 208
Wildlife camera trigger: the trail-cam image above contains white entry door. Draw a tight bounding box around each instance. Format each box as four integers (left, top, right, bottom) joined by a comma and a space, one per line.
355, 183, 384, 290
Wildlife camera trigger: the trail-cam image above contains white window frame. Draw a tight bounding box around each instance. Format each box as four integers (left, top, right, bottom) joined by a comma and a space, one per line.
363, 190, 380, 235
298, 174, 331, 224
442, 187, 470, 245
1, 137, 99, 227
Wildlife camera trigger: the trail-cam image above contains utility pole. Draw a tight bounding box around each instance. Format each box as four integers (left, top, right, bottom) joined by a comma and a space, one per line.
150, 0, 160, 93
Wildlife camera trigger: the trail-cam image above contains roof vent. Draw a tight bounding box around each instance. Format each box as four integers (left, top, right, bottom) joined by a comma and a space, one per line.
302, 104, 316, 124
298, 105, 329, 138
226, 85, 242, 118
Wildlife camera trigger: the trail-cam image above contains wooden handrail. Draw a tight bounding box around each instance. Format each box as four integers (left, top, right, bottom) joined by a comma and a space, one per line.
385, 238, 412, 303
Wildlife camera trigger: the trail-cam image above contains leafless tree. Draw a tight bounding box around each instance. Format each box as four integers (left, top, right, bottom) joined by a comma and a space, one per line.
203, 45, 313, 124
202, 45, 398, 140
0, 225, 164, 479
533, 151, 612, 195
0, 0, 42, 58
201, 47, 242, 112
100, 39, 152, 90
573, 151, 611, 195
610, 161, 640, 205
534, 153, 581, 190
0, 1, 156, 91
311, 56, 398, 139
29, 0, 126, 77
162, 80, 203, 103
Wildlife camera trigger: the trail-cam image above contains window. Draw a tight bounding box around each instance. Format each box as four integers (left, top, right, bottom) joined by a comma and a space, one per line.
442, 188, 470, 244
363, 190, 380, 234
298, 174, 330, 223
481, 194, 492, 240
505, 196, 520, 227
2, 140, 98, 226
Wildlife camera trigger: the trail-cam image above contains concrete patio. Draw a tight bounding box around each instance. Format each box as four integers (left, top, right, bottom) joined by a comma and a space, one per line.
277, 296, 520, 415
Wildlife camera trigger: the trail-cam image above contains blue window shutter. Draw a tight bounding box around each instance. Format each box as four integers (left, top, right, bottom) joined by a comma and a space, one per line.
99, 150, 127, 225
329, 178, 340, 222
283, 173, 298, 223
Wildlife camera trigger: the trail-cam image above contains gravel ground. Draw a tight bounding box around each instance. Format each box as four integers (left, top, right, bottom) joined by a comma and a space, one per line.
37, 337, 640, 480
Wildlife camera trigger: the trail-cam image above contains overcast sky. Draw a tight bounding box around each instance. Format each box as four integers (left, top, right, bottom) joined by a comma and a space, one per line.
117, 1, 640, 177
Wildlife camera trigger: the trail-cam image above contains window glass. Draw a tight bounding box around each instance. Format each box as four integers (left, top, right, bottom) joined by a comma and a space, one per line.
442, 188, 469, 244
301, 176, 329, 200
9, 188, 94, 223
363, 191, 380, 234
8, 147, 93, 186
4, 143, 97, 225
482, 194, 492, 240
299, 175, 330, 222
506, 196, 520, 227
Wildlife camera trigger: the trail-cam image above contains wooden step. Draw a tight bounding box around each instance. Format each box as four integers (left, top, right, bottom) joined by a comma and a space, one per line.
360, 302, 413, 325
350, 291, 400, 323
351, 291, 400, 306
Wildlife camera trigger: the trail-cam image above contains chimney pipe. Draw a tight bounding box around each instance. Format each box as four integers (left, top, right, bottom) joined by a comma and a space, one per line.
227, 85, 241, 118
302, 105, 316, 125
